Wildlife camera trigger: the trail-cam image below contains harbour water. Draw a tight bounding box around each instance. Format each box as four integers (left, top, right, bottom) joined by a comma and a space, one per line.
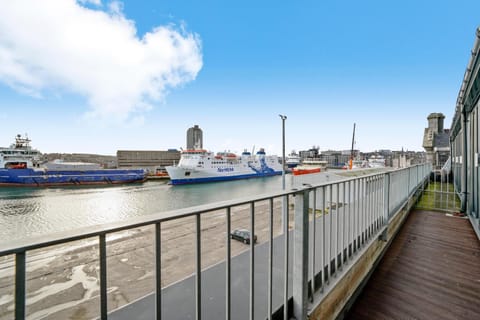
0, 173, 341, 242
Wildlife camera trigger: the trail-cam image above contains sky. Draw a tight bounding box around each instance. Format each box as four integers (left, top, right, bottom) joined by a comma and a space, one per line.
0, 0, 479, 156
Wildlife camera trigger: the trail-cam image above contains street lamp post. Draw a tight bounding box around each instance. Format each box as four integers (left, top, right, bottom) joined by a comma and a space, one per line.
279, 114, 288, 319
279, 115, 287, 190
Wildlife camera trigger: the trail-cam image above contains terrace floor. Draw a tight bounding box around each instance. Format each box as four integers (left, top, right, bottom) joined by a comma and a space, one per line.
346, 209, 480, 320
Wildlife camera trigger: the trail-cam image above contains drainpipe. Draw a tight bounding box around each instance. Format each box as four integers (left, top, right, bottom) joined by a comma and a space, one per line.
461, 110, 468, 213
449, 138, 453, 186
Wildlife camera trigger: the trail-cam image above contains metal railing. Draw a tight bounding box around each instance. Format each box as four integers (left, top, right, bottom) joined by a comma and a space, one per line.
291, 164, 430, 319
387, 165, 430, 218
0, 163, 431, 320
415, 169, 461, 212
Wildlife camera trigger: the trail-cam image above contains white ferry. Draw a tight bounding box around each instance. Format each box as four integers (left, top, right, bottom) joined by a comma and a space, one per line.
166, 148, 282, 185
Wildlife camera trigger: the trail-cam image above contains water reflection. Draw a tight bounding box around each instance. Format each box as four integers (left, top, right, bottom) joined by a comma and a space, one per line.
0, 201, 40, 216
0, 173, 340, 242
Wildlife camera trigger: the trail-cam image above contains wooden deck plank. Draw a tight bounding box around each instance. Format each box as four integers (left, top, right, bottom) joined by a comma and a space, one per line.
346, 210, 480, 320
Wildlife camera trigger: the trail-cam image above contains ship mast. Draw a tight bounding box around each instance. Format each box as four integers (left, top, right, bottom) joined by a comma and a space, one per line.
15, 134, 31, 149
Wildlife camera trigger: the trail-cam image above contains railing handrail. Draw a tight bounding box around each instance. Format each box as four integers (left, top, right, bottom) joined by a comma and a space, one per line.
0, 167, 409, 256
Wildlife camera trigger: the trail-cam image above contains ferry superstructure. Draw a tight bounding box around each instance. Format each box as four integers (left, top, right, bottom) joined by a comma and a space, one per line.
286, 151, 301, 168
0, 135, 145, 187
166, 148, 282, 185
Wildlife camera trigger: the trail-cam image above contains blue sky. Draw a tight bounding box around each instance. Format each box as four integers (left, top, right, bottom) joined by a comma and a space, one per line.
0, 0, 479, 155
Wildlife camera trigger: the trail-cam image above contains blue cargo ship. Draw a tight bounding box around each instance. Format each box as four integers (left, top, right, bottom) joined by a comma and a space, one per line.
0, 135, 145, 187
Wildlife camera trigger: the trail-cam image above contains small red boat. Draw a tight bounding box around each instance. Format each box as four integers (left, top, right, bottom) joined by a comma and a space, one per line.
292, 159, 327, 176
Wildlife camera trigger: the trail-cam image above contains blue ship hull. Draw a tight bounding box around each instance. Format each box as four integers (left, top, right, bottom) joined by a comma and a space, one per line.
0, 168, 145, 187
169, 171, 281, 185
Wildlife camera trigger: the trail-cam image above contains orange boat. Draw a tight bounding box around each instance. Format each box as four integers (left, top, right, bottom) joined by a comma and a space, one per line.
292, 159, 328, 176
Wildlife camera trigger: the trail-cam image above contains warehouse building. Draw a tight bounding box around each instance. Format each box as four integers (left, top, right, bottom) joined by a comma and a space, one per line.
117, 150, 181, 170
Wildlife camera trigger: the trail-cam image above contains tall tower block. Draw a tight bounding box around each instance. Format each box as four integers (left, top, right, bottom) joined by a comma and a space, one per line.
187, 125, 203, 150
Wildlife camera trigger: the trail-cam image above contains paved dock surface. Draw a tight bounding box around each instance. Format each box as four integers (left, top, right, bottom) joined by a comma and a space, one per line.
346, 209, 480, 319
110, 232, 293, 320
0, 199, 292, 319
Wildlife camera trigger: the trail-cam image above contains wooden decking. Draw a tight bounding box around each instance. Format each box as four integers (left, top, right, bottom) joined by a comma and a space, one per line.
346, 209, 480, 320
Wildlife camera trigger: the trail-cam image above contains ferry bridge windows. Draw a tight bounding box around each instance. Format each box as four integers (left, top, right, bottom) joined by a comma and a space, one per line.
185, 171, 191, 176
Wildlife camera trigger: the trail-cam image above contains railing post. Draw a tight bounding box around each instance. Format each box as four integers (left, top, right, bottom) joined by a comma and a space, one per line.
293, 189, 310, 320
415, 164, 420, 187
15, 252, 26, 320
226, 208, 231, 320
380, 173, 390, 241
98, 234, 108, 320
195, 214, 202, 320
283, 195, 289, 320
267, 200, 274, 320
155, 223, 162, 320
407, 167, 411, 197
249, 203, 255, 320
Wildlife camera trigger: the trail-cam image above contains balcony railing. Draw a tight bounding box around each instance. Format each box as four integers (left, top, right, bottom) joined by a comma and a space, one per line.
0, 163, 431, 320
415, 170, 461, 212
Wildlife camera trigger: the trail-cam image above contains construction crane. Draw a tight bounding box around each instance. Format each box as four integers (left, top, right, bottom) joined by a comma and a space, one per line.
349, 123, 356, 170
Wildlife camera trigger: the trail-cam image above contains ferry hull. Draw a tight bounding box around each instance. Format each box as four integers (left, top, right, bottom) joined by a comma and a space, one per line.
166, 167, 281, 185
0, 168, 146, 187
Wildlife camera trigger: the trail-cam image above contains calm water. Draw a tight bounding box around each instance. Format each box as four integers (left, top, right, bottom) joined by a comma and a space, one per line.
0, 173, 341, 242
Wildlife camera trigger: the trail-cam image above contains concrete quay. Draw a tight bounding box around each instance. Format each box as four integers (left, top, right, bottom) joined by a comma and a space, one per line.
145, 174, 170, 180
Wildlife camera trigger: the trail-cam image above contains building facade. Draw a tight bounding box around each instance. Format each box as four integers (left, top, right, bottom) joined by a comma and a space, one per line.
117, 150, 180, 170
43, 153, 117, 168
187, 125, 203, 150
450, 28, 480, 231
423, 112, 450, 170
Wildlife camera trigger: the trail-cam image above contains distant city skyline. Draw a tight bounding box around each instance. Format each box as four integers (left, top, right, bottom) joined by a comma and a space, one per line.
0, 0, 479, 155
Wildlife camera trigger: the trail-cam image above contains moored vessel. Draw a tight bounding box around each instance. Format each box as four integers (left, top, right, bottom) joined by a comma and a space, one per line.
368, 155, 386, 168
166, 148, 282, 185
286, 151, 301, 168
342, 158, 370, 170
292, 159, 328, 175
0, 135, 146, 187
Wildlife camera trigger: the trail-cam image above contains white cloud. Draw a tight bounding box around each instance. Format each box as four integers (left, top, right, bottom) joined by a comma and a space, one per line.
0, 0, 203, 123
108, 1, 123, 15
78, 0, 102, 6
